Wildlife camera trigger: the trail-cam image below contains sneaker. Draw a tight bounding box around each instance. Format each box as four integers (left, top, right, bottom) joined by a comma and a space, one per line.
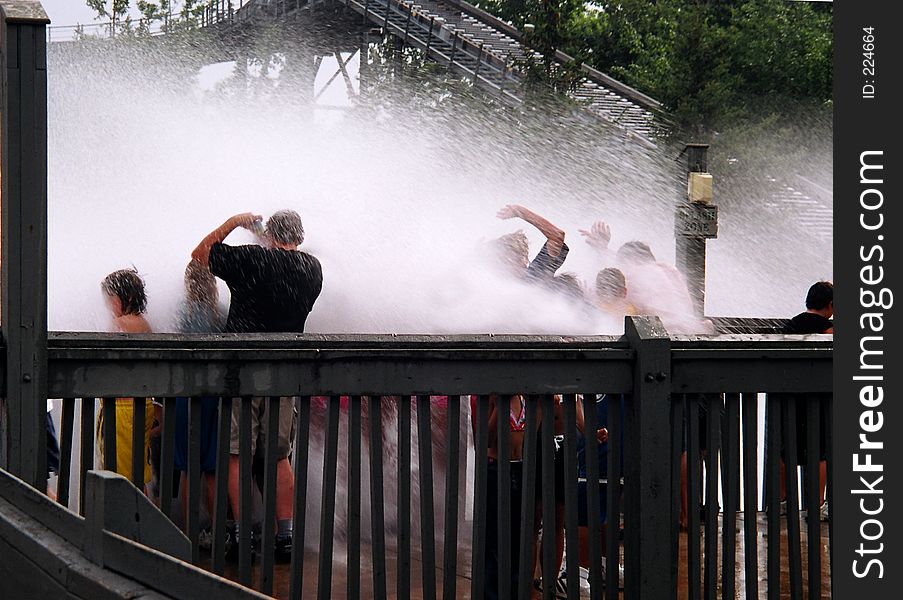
225, 523, 257, 562
598, 557, 625, 590
819, 501, 829, 522
275, 533, 293, 562
197, 527, 213, 552
533, 572, 569, 599
779, 499, 787, 516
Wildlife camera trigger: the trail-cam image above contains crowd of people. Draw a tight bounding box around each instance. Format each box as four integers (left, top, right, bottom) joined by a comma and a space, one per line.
39, 203, 830, 597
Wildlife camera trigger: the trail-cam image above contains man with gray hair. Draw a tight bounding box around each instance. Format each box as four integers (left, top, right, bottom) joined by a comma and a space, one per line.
192, 209, 322, 560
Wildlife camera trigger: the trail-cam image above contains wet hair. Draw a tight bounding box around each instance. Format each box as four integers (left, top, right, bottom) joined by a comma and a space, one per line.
596, 267, 627, 300
101, 268, 147, 315
184, 260, 218, 305
806, 281, 833, 310
616, 241, 656, 265
494, 230, 530, 265
552, 272, 584, 300
266, 209, 305, 246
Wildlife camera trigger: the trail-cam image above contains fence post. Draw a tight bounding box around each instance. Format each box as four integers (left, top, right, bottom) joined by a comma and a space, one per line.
0, 1, 50, 490
624, 316, 674, 599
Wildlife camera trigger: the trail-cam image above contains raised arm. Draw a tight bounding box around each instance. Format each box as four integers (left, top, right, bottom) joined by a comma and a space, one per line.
497, 204, 566, 257
191, 212, 262, 266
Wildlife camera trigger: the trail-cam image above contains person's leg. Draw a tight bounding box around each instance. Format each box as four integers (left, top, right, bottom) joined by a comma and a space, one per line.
680, 452, 689, 530
227, 398, 260, 527
274, 397, 297, 540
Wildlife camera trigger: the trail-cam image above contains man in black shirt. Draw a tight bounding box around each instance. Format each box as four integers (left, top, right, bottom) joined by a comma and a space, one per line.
192, 209, 322, 559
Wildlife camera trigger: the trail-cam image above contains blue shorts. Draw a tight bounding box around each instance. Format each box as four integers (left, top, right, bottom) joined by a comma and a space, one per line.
577, 479, 609, 527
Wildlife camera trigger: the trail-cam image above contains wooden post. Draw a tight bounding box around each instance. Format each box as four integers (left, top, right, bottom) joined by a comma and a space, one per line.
675, 143, 717, 317
624, 316, 674, 599
0, 1, 50, 490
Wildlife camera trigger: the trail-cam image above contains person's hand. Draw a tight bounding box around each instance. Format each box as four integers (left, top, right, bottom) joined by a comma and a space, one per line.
496, 204, 522, 220
231, 212, 263, 229
596, 427, 609, 444
579, 220, 611, 251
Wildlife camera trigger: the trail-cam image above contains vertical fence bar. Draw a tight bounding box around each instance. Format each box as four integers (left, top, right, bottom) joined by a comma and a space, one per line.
687, 396, 702, 600
806, 396, 821, 600
497, 395, 511, 600
159, 397, 176, 522
783, 397, 803, 600
398, 396, 412, 600
402, 3, 412, 46
703, 395, 721, 600
317, 396, 341, 600
79, 399, 95, 516
102, 398, 117, 473
442, 395, 461, 600
471, 396, 489, 600
447, 33, 459, 72
348, 396, 362, 600
472, 43, 484, 83
517, 395, 539, 600
187, 396, 202, 564
670, 394, 683, 600
722, 394, 740, 600
539, 396, 555, 600
239, 397, 253, 586
765, 395, 782, 600
260, 397, 281, 596
0, 4, 50, 490
383, 0, 390, 29
57, 398, 75, 508
290, 396, 312, 600
369, 396, 388, 600
212, 397, 232, 575
417, 397, 437, 600
131, 398, 146, 489
741, 393, 759, 600
582, 395, 603, 600
607, 395, 623, 597
424, 16, 434, 57
562, 395, 579, 600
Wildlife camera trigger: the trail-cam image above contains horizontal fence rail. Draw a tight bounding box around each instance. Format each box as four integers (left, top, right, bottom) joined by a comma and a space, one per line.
3, 318, 833, 600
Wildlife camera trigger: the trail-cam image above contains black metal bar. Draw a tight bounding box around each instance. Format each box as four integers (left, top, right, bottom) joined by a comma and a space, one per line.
159, 397, 176, 522
741, 393, 759, 600
187, 396, 202, 564
471, 395, 489, 600
383, 0, 390, 29
824, 393, 834, 598
102, 398, 117, 472
540, 396, 555, 600
447, 32, 459, 73
722, 394, 739, 600
687, 395, 702, 600
670, 394, 683, 600
607, 395, 622, 598
131, 397, 145, 489
79, 398, 95, 516
562, 395, 579, 600
348, 396, 362, 600
290, 396, 312, 600
212, 397, 231, 576
704, 395, 720, 600
473, 43, 484, 84
260, 397, 281, 596
417, 396, 437, 600
402, 3, 413, 46
497, 394, 511, 600
765, 394, 782, 600
239, 396, 253, 586
805, 397, 821, 600
516, 396, 538, 600
583, 394, 602, 600
424, 17, 434, 57
442, 395, 461, 600
369, 396, 388, 600
783, 397, 803, 600
362, 0, 369, 26
56, 398, 75, 509
398, 396, 412, 600
317, 396, 341, 600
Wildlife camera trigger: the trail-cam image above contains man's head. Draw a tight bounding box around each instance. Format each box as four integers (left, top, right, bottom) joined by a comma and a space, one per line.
596, 267, 628, 301
102, 268, 147, 317
265, 209, 305, 248
616, 241, 656, 266
184, 259, 218, 307
494, 230, 530, 276
806, 280, 833, 318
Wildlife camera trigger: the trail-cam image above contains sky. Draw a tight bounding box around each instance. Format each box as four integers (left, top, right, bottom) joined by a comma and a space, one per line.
41, 1, 184, 27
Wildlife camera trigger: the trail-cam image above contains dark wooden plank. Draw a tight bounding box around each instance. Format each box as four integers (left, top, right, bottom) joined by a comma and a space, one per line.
212, 397, 232, 575
56, 398, 75, 509
670, 394, 684, 600
159, 397, 176, 522
471, 396, 489, 600
805, 397, 821, 600
78, 399, 95, 516
517, 396, 539, 600
260, 397, 280, 596
290, 396, 312, 600
721, 394, 739, 600
741, 393, 759, 600
368, 396, 388, 600
562, 395, 579, 600
687, 395, 702, 600
704, 394, 721, 600
782, 397, 803, 600
765, 395, 782, 600
131, 398, 145, 489
442, 394, 461, 600
540, 395, 555, 600
416, 396, 436, 600
823, 394, 833, 598
102, 398, 117, 472
348, 396, 362, 600
607, 395, 622, 598
497, 394, 512, 600
398, 396, 412, 600
583, 394, 602, 600
238, 396, 253, 586
187, 396, 202, 565
317, 396, 341, 600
